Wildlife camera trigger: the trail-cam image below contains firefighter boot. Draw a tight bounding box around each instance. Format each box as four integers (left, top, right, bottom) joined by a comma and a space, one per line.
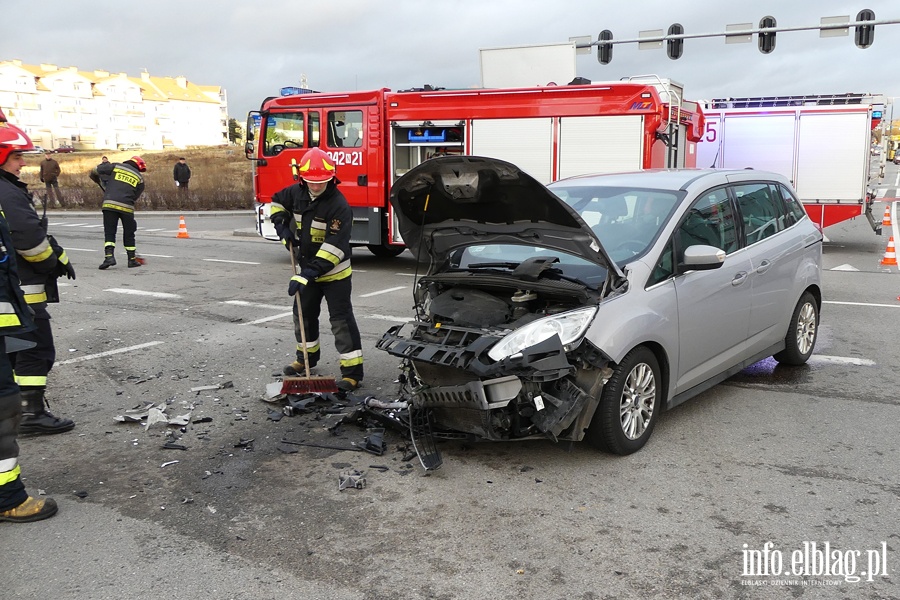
0, 495, 58, 523
19, 389, 75, 435
99, 248, 116, 270
127, 250, 142, 268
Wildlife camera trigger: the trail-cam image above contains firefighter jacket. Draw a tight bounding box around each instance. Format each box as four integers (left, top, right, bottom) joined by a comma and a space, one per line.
270, 180, 353, 284
0, 170, 62, 308
96, 161, 144, 214
0, 174, 36, 337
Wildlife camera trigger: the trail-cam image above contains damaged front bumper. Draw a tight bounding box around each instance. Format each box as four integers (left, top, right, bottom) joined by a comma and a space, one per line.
376, 321, 612, 442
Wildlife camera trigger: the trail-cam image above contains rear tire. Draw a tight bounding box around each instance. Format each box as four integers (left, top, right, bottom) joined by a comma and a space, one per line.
367, 243, 405, 258
773, 291, 818, 366
586, 346, 661, 455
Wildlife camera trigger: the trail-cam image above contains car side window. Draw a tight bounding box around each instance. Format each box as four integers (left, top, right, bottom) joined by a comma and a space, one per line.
734, 183, 784, 244
778, 184, 808, 227
677, 188, 737, 256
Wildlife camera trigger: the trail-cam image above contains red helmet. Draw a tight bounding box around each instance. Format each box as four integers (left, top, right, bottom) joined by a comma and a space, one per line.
130, 156, 147, 172
0, 109, 35, 166
297, 147, 335, 183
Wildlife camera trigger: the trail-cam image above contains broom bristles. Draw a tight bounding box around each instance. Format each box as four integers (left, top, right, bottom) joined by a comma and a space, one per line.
281, 376, 338, 394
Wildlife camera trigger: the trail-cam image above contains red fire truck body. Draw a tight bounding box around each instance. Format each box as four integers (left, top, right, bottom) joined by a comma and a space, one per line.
246, 80, 705, 255
697, 94, 885, 233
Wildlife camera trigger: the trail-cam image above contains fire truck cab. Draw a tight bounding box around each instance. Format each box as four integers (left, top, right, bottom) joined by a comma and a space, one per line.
246, 77, 705, 256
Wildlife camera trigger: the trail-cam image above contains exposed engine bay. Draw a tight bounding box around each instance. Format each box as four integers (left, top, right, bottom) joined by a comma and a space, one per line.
376, 266, 615, 443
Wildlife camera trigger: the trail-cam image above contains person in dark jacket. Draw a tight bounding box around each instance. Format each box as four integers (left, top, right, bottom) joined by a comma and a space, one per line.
173, 157, 191, 195
0, 146, 76, 435
0, 113, 59, 522
91, 156, 146, 269
269, 147, 363, 392
39, 151, 65, 207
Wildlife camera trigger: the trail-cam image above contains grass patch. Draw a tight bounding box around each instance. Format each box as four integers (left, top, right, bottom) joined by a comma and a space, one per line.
20, 147, 252, 211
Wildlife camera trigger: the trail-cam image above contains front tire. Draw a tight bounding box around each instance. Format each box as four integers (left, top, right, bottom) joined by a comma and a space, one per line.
773, 291, 818, 366
586, 346, 661, 455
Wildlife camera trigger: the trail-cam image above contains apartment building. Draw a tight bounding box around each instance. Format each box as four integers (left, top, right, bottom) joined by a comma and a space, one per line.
0, 59, 228, 151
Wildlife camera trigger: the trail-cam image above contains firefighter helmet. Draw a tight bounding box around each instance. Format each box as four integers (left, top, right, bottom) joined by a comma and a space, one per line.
130, 155, 147, 172
297, 147, 335, 183
0, 109, 35, 166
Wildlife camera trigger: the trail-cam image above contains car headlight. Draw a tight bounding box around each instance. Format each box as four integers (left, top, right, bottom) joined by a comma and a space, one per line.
487, 306, 598, 362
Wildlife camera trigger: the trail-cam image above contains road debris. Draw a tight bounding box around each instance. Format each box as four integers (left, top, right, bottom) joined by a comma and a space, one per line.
160, 460, 180, 468
338, 469, 366, 491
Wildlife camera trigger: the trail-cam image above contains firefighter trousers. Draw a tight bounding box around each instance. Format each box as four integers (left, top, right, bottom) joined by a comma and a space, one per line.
102, 209, 138, 251
293, 277, 363, 382
0, 338, 26, 512
9, 306, 54, 389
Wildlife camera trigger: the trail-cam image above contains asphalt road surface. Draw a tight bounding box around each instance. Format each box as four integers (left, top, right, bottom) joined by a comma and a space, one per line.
3, 195, 899, 599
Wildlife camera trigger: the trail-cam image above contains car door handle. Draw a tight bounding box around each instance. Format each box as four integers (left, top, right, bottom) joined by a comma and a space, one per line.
756, 260, 771, 274
731, 272, 748, 286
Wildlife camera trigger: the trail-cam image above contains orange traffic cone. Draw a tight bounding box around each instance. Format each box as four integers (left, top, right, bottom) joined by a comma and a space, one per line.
883, 206, 892, 227
881, 236, 897, 266
176, 215, 190, 239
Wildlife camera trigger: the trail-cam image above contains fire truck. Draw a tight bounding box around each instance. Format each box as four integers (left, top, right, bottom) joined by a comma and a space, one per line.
245, 77, 705, 256
697, 93, 885, 234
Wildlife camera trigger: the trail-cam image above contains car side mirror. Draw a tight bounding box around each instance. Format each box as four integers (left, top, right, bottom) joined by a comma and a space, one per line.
678, 244, 725, 272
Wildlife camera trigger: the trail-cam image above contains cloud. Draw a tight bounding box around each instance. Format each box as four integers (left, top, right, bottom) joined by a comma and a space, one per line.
5, 0, 898, 120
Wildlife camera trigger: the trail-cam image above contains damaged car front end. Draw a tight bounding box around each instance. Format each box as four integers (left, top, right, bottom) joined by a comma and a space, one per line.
377, 156, 628, 449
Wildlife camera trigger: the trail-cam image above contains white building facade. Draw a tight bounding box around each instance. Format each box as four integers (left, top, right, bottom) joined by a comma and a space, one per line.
0, 60, 228, 150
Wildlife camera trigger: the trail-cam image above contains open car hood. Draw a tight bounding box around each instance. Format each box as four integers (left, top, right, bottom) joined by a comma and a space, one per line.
390, 156, 625, 279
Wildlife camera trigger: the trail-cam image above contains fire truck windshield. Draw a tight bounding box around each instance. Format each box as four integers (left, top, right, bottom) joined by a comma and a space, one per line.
263, 113, 306, 156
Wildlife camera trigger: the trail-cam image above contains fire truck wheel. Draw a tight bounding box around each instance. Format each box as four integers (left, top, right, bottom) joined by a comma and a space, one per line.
367, 243, 405, 258
773, 291, 818, 366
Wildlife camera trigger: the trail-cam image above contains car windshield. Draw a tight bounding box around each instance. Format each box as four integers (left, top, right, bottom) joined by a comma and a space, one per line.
452, 243, 608, 290
549, 184, 684, 264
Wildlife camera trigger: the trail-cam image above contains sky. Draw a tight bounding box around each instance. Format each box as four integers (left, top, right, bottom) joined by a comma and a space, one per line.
8, 1, 900, 121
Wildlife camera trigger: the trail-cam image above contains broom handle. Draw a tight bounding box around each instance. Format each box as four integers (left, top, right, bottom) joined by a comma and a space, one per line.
288, 241, 312, 380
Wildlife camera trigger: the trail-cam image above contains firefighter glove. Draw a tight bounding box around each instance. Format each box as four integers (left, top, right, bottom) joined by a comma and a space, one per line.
48, 235, 76, 280
288, 274, 307, 297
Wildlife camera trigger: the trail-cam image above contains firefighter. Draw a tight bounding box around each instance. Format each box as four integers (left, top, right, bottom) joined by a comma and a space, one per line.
0, 114, 59, 522
91, 156, 146, 269
269, 148, 363, 392
0, 131, 76, 435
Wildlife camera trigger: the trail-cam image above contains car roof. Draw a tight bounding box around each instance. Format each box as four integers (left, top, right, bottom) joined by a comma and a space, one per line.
548, 168, 792, 192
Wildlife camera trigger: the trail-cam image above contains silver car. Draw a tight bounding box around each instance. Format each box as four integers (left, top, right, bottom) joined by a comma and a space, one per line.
378, 157, 822, 455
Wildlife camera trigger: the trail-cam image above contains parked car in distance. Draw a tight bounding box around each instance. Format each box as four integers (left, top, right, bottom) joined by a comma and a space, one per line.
894, 153, 900, 165
52, 146, 76, 153
379, 157, 823, 456
24, 145, 45, 154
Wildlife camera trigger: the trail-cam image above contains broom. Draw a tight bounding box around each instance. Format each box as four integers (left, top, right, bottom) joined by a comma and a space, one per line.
281, 239, 338, 394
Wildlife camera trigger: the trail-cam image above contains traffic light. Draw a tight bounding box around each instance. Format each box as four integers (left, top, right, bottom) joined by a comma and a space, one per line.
855, 9, 875, 48
758, 16, 776, 54
667, 24, 684, 60
598, 30, 613, 65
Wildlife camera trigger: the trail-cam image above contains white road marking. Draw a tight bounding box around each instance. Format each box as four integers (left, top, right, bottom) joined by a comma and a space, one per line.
361, 286, 406, 298
242, 312, 293, 325
830, 264, 859, 271
203, 258, 260, 265
809, 355, 876, 367
824, 300, 900, 309
104, 288, 180, 298
369, 314, 411, 323
396, 272, 418, 277
138, 253, 173, 258
56, 341, 165, 366
63, 247, 98, 253
139, 228, 166, 232
55, 223, 89, 227
81, 224, 104, 228
224, 300, 289, 311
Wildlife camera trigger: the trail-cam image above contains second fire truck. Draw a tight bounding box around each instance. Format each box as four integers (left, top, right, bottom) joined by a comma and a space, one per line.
245, 77, 705, 255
